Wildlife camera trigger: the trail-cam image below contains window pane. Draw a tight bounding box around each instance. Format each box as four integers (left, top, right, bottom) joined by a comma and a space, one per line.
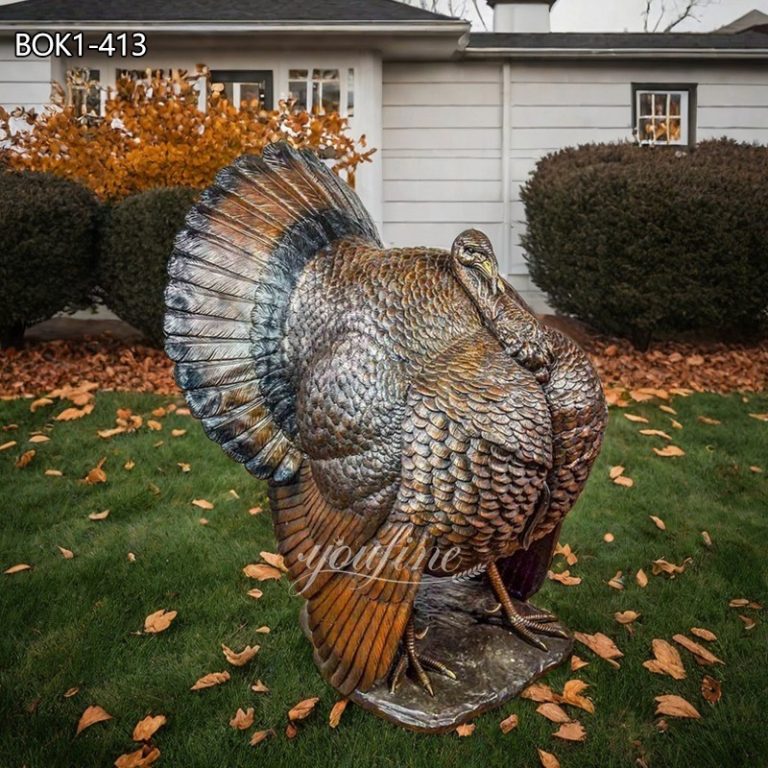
289, 69, 308, 81
321, 81, 340, 112
638, 92, 652, 116
240, 82, 265, 107
638, 118, 655, 142
667, 118, 682, 142
653, 93, 668, 115
669, 94, 682, 116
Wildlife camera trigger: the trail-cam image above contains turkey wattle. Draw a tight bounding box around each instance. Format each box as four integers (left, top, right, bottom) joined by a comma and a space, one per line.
164, 143, 607, 697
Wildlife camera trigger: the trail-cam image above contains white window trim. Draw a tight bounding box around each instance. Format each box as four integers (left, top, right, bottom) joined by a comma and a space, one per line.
286, 66, 354, 117
635, 88, 689, 147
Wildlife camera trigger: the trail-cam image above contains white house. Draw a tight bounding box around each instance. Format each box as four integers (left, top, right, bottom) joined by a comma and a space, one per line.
1, 0, 767, 310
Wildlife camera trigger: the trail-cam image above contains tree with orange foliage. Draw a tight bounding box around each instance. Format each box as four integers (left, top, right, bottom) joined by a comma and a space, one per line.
0, 68, 374, 200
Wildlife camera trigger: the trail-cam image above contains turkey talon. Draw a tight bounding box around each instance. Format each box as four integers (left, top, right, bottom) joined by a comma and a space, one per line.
389, 619, 455, 696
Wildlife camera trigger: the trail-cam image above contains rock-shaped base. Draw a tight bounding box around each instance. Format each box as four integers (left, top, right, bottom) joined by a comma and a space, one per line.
299, 578, 572, 733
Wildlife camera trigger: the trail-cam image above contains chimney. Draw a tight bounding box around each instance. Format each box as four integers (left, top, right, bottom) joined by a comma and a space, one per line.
487, 0, 556, 33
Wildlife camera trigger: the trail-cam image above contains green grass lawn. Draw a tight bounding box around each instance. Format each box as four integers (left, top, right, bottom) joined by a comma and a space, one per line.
1, 390, 766, 768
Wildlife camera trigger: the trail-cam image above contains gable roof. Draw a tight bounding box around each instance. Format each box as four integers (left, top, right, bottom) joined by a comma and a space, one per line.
717, 10, 768, 34
466, 31, 768, 57
0, 0, 454, 23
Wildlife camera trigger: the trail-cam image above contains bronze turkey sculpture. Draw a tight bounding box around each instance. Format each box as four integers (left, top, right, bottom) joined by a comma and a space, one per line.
165, 143, 607, 726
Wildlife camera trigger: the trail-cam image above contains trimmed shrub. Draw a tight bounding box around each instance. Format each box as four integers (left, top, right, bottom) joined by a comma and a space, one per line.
521, 139, 768, 346
99, 187, 198, 345
0, 171, 97, 348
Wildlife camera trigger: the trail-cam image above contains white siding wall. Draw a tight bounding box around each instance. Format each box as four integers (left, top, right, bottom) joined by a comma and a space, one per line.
382, 58, 768, 311
0, 37, 52, 111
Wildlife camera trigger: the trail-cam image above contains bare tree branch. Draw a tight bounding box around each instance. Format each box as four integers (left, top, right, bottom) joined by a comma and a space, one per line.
663, 0, 700, 31
641, 0, 710, 33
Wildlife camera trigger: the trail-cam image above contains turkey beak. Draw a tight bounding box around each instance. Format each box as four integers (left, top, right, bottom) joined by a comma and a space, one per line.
479, 259, 499, 294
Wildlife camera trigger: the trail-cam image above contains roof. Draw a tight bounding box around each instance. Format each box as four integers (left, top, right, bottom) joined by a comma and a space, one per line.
717, 9, 768, 34
467, 30, 768, 56
0, 0, 454, 23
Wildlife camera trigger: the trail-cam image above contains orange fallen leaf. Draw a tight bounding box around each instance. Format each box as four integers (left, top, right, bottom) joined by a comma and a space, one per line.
127, 552, 136, 562
643, 639, 686, 680
659, 405, 677, 415
147, 420, 163, 431
144, 609, 177, 634
0, 440, 17, 451
288, 696, 320, 721
538, 749, 561, 768
249, 729, 274, 746
28, 434, 50, 444
750, 465, 763, 474
649, 516, 666, 531
98, 427, 127, 439
177, 462, 190, 473
607, 570, 624, 590
329, 698, 348, 728
614, 610, 640, 625
701, 675, 722, 704
132, 714, 167, 741
248, 506, 263, 515
57, 546, 74, 560
553, 721, 586, 742
748, 412, 768, 422
570, 655, 589, 672
243, 564, 282, 581
560, 679, 595, 714
190, 671, 230, 691
697, 416, 721, 426
554, 543, 578, 566
76, 704, 113, 735
728, 598, 750, 608
56, 404, 94, 421
64, 687, 79, 698
521, 682, 558, 703
639, 429, 671, 440
45, 469, 63, 477
255, 626, 270, 634
624, 414, 649, 424
652, 558, 689, 577
670, 419, 684, 430
654, 694, 701, 719
547, 569, 581, 586
609, 465, 625, 479
456, 722, 475, 737
30, 397, 54, 412
636, 569, 648, 588
603, 533, 614, 543
16, 449, 35, 468
739, 614, 757, 630
114, 746, 161, 768
222, 644, 260, 667
499, 712, 519, 734
88, 509, 110, 521
251, 680, 269, 693
229, 707, 255, 730
192, 499, 213, 510
536, 703, 571, 723
260, 551, 288, 573
247, 588, 263, 600
83, 458, 107, 484
672, 634, 724, 665
691, 627, 717, 642
4, 563, 32, 574
171, 429, 186, 437
613, 475, 634, 488
701, 530, 713, 548
653, 445, 685, 458
574, 631, 623, 668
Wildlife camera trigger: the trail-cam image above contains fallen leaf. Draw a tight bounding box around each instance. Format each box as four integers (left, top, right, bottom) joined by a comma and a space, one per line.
260, 551, 288, 573
654, 694, 701, 719
613, 475, 634, 488
329, 698, 348, 728
228, 489, 240, 499
286, 721, 298, 738
192, 499, 213, 510
609, 465, 625, 479
643, 639, 686, 680
739, 614, 757, 630
701, 675, 722, 704
603, 532, 615, 543
649, 516, 666, 531
123, 460, 135, 471
653, 445, 685, 458
560, 679, 595, 714
76, 704, 113, 735
45, 469, 63, 477
574, 631, 624, 668
248, 506, 263, 515
670, 419, 684, 430
56, 404, 94, 421
151, 407, 166, 418
636, 569, 649, 588
570, 655, 589, 672
250, 680, 269, 693
499, 712, 519, 734
4, 563, 32, 574
83, 458, 107, 484
144, 609, 177, 634
697, 416, 721, 425
242, 564, 282, 581
748, 412, 768, 422
222, 644, 260, 667
659, 405, 677, 415
624, 414, 649, 424
249, 729, 274, 747
63, 687, 79, 698
607, 570, 624, 590
190, 671, 230, 691
247, 588, 263, 600
553, 721, 586, 742
554, 543, 578, 566
57, 546, 74, 560
538, 749, 561, 768
171, 429, 186, 437
615, 610, 640, 625
521, 682, 558, 703
690, 627, 717, 642
199, 518, 208, 526
288, 696, 320, 721
229, 707, 255, 730
176, 407, 191, 416
0, 440, 17, 451
728, 598, 750, 608
701, 530, 713, 548
652, 559, 689, 577
536, 703, 571, 723
16, 449, 35, 468
177, 462, 190, 473
28, 434, 50, 444
98, 427, 127, 439
132, 714, 167, 741
255, 625, 270, 634
128, 552, 136, 562
639, 429, 671, 440
750, 465, 763, 474
547, 569, 581, 586
30, 397, 54, 412
672, 634, 724, 665
456, 722, 475, 737
147, 420, 162, 431
114, 746, 161, 768
88, 509, 110, 521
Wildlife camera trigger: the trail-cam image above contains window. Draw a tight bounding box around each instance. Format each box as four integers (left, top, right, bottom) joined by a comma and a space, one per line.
66, 67, 102, 116
288, 68, 355, 115
210, 70, 273, 110
632, 83, 697, 147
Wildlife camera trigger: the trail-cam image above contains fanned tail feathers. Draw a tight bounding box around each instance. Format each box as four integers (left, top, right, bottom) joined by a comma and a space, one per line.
164, 142, 381, 483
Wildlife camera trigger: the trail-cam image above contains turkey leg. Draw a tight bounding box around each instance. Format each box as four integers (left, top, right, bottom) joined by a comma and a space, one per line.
486, 561, 568, 651
389, 617, 456, 696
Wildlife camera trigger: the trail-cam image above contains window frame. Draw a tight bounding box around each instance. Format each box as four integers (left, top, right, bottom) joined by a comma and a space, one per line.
286, 66, 354, 116
632, 82, 697, 148
209, 69, 274, 110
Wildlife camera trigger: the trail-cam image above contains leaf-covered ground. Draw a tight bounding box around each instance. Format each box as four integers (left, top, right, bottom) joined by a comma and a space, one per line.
1, 390, 766, 768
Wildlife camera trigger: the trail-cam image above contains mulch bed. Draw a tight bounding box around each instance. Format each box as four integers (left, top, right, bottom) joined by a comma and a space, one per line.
1, 334, 766, 399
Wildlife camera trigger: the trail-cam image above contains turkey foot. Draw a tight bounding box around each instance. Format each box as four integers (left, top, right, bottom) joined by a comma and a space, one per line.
389, 619, 456, 697
486, 561, 568, 652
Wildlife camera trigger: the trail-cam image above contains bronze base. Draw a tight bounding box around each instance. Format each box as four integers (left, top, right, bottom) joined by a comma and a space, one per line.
299, 577, 572, 733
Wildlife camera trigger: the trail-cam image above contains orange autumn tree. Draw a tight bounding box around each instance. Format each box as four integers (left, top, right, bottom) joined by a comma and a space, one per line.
0, 67, 374, 200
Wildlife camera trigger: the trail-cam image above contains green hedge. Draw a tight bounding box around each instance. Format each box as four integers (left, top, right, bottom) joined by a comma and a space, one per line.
99, 187, 198, 346
0, 171, 98, 348
521, 139, 768, 346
